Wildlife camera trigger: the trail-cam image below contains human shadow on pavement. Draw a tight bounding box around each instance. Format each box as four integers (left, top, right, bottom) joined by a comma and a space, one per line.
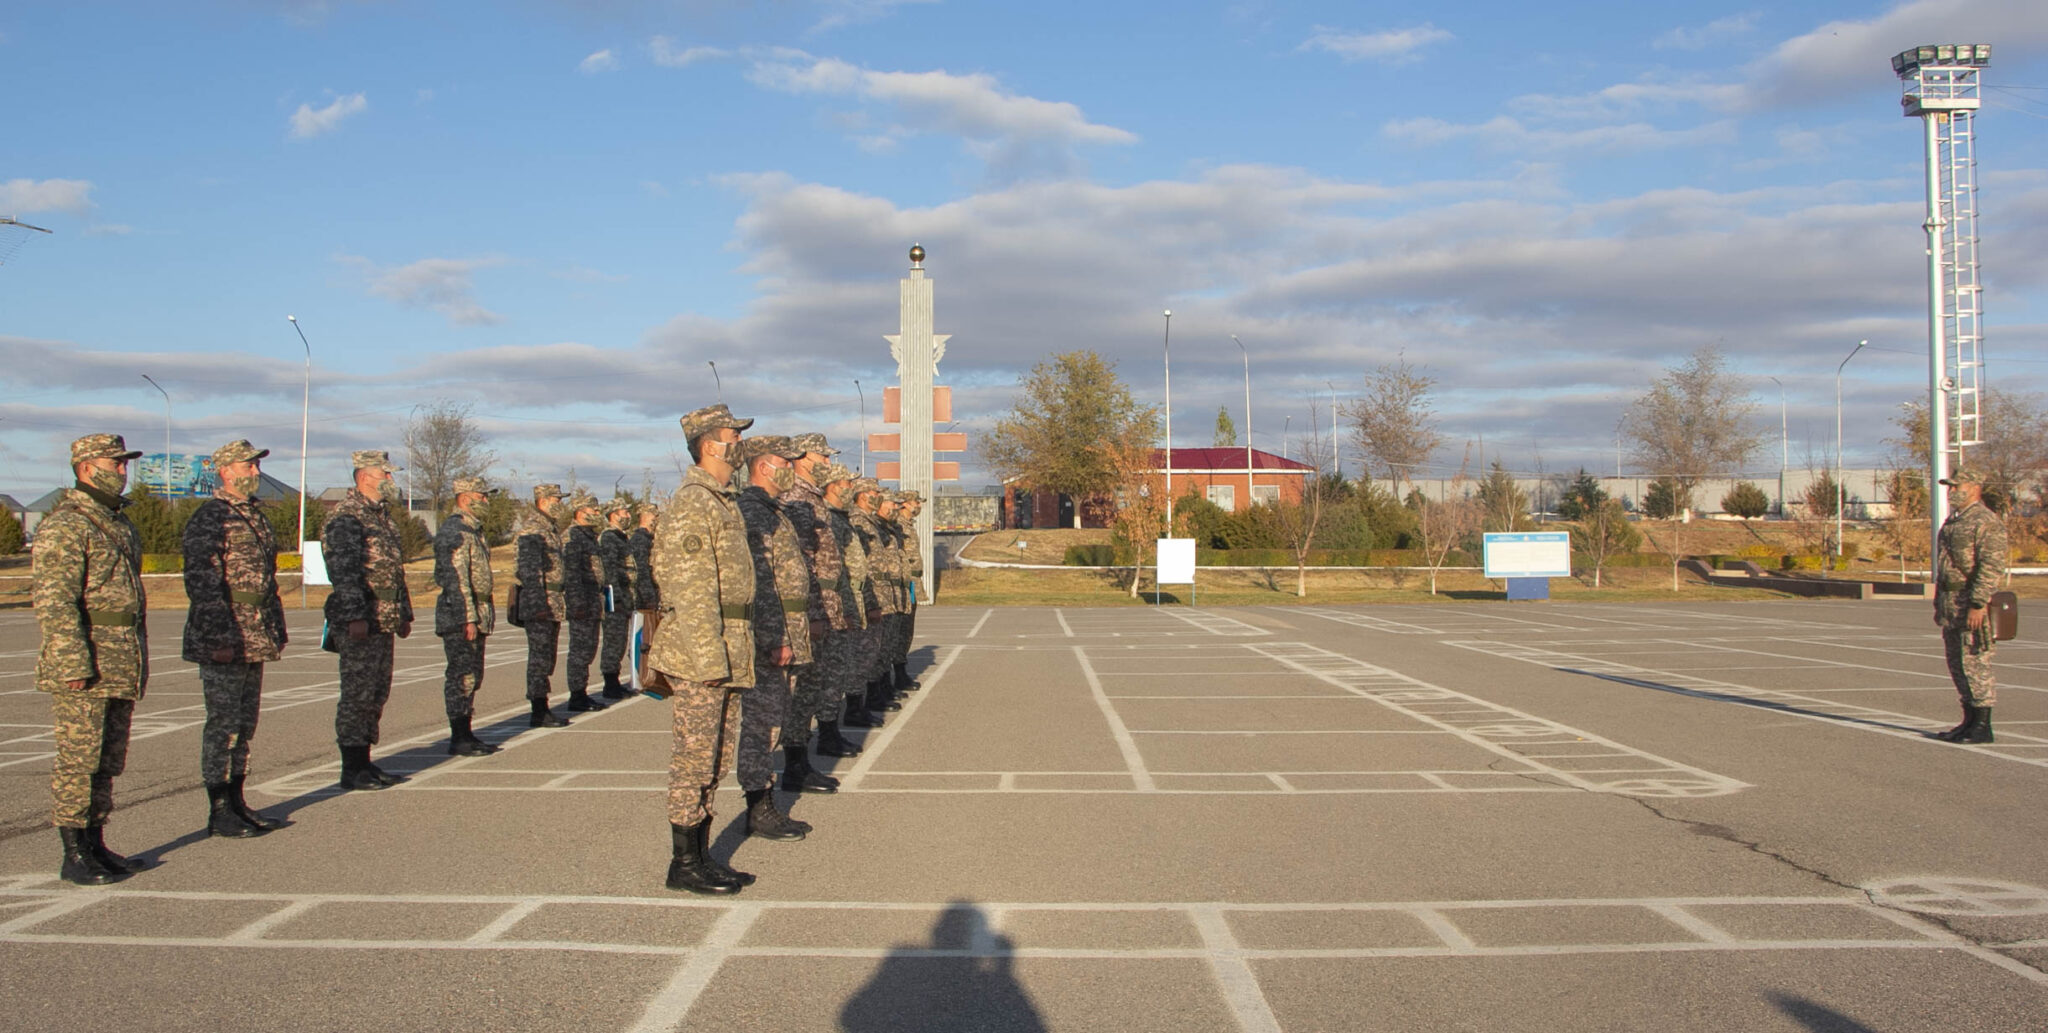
1767, 991, 1881, 1033
1565, 669, 1936, 735
840, 900, 1046, 1033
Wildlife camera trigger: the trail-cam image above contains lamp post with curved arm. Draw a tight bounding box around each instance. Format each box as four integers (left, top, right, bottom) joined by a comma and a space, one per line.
140, 375, 170, 495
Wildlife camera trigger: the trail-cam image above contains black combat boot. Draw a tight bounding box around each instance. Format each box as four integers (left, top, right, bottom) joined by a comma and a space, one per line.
360, 747, 406, 788
815, 719, 862, 757
894, 662, 919, 692
87, 825, 147, 873
600, 672, 632, 700
337, 744, 385, 791
58, 827, 123, 886
530, 698, 570, 728
665, 821, 741, 895
697, 819, 756, 886
1954, 707, 1994, 744
841, 693, 879, 728
226, 776, 280, 832
870, 677, 902, 712
745, 788, 809, 840
1933, 704, 1974, 741
567, 686, 609, 712
447, 714, 498, 756
780, 743, 840, 793
207, 784, 262, 838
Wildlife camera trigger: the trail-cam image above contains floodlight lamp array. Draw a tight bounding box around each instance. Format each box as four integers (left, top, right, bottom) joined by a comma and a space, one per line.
1893, 44, 1991, 75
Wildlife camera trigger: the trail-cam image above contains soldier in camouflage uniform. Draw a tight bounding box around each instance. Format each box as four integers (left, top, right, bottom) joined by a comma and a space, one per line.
434, 476, 501, 757
324, 450, 415, 791
182, 439, 287, 838
36, 434, 150, 885
632, 503, 660, 612
780, 436, 856, 783
842, 477, 895, 725
512, 484, 573, 727
598, 498, 637, 699
890, 490, 926, 694
1932, 469, 2008, 744
560, 492, 612, 714
731, 436, 815, 840
650, 404, 757, 895
866, 487, 910, 713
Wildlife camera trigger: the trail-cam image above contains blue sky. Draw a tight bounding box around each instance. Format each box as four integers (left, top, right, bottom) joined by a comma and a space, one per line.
5, 0, 2048, 500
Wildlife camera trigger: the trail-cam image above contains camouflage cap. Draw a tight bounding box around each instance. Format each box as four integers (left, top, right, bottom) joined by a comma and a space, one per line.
901, 490, 925, 504
533, 482, 564, 500
604, 496, 633, 515
820, 463, 856, 487
452, 475, 499, 496
791, 432, 840, 457
566, 491, 600, 512
737, 435, 803, 466
679, 403, 754, 442
1939, 468, 1988, 486
209, 439, 270, 469
71, 433, 144, 464
351, 449, 400, 473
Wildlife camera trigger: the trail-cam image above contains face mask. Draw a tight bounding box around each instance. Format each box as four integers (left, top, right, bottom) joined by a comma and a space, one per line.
378, 479, 401, 503
703, 437, 737, 464
770, 466, 797, 493
87, 466, 127, 497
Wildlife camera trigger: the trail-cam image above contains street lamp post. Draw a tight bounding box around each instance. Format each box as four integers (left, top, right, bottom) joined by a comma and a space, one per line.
1282, 415, 1292, 461
854, 379, 866, 477
1836, 340, 1868, 559
140, 375, 170, 495
707, 360, 721, 402
1231, 335, 1252, 509
1767, 375, 1787, 516
1325, 380, 1339, 481
1162, 310, 1173, 529
405, 403, 423, 517
288, 316, 312, 607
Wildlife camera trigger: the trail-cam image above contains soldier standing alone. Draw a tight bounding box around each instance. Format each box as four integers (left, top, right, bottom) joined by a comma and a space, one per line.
1932, 469, 2008, 744
732, 436, 815, 840
182, 439, 287, 837
560, 492, 612, 714
598, 498, 637, 700
324, 449, 415, 791
36, 434, 151, 884
512, 484, 574, 727
649, 404, 757, 894
434, 476, 502, 757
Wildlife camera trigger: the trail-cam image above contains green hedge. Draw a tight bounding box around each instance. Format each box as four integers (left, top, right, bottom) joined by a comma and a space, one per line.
141, 554, 182, 574
1064, 545, 1117, 566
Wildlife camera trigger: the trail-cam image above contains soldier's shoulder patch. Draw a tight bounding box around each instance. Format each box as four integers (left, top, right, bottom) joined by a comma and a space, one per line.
683, 534, 703, 553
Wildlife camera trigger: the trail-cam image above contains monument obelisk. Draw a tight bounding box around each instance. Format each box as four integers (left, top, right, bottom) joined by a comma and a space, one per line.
884, 244, 947, 601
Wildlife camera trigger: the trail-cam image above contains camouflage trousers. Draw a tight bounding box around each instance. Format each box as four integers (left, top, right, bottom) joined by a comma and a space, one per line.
1942, 624, 1998, 707
49, 694, 134, 828
335, 631, 395, 747
667, 680, 743, 826
872, 615, 906, 680
441, 632, 486, 718
600, 607, 631, 677
198, 661, 263, 784
787, 632, 860, 746
736, 665, 796, 790
524, 619, 559, 701
566, 617, 600, 694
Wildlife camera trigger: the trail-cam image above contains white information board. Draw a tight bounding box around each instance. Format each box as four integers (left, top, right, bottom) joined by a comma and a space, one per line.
1482, 532, 1571, 579
1156, 538, 1196, 584
300, 541, 331, 586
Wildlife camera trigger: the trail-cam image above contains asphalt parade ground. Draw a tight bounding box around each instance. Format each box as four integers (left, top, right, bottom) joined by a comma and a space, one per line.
0, 599, 2044, 1032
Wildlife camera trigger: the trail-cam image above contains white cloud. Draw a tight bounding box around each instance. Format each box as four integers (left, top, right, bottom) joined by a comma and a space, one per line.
1298, 24, 1452, 63
1654, 13, 1758, 51
1740, 0, 2048, 110
288, 92, 367, 139
1508, 80, 1744, 122
1383, 115, 1738, 154
649, 37, 728, 68
0, 178, 93, 215
579, 48, 619, 74
813, 0, 941, 33
744, 51, 1135, 179
341, 255, 507, 326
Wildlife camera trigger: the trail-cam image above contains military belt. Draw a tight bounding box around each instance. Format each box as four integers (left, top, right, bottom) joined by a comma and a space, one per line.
372, 587, 401, 602
721, 603, 754, 621
86, 610, 138, 628
229, 589, 269, 606
781, 598, 809, 614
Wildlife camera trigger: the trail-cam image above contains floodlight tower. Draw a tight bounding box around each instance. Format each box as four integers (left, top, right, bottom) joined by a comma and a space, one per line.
1893, 42, 1990, 562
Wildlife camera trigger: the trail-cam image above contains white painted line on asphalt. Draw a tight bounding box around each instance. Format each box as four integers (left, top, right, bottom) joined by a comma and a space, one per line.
1192, 906, 1284, 1033
836, 645, 962, 792
1412, 909, 1476, 950
1054, 608, 1075, 637
967, 608, 994, 638
627, 903, 761, 1033
248, 692, 545, 797
226, 900, 317, 941
1644, 904, 1734, 944
1073, 645, 1154, 791
1161, 609, 1271, 637
468, 899, 546, 943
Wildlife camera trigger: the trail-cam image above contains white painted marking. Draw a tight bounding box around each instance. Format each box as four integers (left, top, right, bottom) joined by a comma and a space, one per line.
627, 904, 761, 1033
967, 609, 993, 638
1072, 645, 1155, 791
836, 645, 962, 792
1412, 909, 1475, 950
1054, 608, 1075, 638
1192, 906, 1284, 1033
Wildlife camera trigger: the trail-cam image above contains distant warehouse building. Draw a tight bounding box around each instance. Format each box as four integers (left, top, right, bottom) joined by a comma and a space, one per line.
1004, 447, 1319, 529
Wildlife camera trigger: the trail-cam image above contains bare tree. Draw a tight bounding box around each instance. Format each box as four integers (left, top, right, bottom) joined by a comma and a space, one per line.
1274, 400, 1332, 597
1102, 405, 1166, 597
1414, 444, 1479, 596
403, 401, 495, 516
1622, 346, 1766, 514
1341, 357, 1441, 498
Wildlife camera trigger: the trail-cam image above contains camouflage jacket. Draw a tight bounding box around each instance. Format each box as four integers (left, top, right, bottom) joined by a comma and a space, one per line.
828, 505, 871, 630
647, 465, 755, 687
891, 517, 923, 602
1936, 500, 2008, 625
737, 486, 814, 665
630, 526, 659, 610
780, 477, 851, 631
511, 504, 566, 622
34, 487, 150, 699
181, 491, 287, 663
562, 523, 605, 620
852, 509, 905, 614
599, 527, 634, 614
322, 488, 413, 632
432, 508, 495, 637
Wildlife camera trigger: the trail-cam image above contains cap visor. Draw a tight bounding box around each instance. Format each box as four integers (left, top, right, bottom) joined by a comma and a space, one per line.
250, 449, 272, 461
115, 450, 144, 461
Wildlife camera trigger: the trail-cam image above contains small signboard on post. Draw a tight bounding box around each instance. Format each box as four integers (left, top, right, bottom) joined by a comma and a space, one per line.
1482, 532, 1570, 601
1155, 537, 1196, 606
